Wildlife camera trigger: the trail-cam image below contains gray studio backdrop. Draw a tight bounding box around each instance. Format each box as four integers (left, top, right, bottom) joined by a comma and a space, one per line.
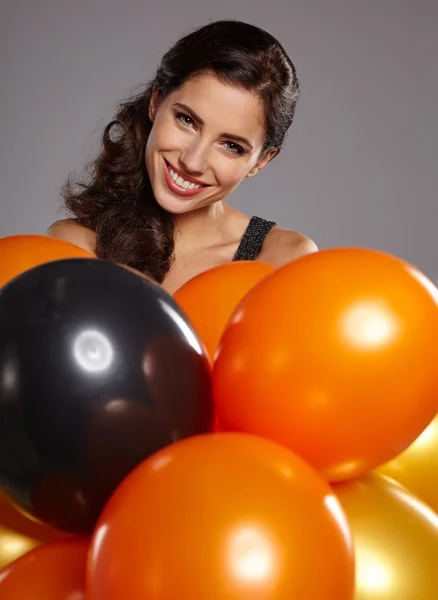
1, 1, 437, 280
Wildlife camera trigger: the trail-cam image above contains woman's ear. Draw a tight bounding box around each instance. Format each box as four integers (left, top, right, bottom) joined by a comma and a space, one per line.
149, 85, 160, 122
246, 148, 278, 178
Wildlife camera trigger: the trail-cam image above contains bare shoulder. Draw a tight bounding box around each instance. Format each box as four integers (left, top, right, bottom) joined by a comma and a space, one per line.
257, 227, 318, 267
46, 219, 97, 255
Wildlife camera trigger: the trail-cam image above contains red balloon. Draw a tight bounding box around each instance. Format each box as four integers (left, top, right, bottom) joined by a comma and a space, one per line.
0, 538, 88, 600
88, 433, 355, 600
213, 248, 438, 481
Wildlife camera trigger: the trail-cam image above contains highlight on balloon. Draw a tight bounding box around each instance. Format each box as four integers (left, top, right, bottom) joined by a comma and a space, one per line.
0, 233, 437, 600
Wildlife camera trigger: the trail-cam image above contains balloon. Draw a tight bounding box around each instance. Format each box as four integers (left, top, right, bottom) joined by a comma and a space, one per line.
174, 261, 274, 359
88, 433, 355, 600
0, 490, 69, 569
0, 234, 93, 288
0, 259, 213, 533
377, 412, 438, 512
213, 248, 438, 481
212, 413, 223, 432
334, 474, 438, 600
0, 538, 88, 600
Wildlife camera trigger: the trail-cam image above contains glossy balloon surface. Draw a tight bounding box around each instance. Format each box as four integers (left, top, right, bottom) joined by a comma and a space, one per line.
214, 248, 438, 481
88, 433, 355, 600
0, 538, 88, 600
377, 413, 438, 512
174, 261, 274, 359
0, 490, 69, 569
0, 234, 93, 287
335, 475, 438, 600
0, 259, 213, 532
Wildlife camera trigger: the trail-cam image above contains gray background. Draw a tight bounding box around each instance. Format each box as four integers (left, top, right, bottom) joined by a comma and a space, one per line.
1, 0, 436, 280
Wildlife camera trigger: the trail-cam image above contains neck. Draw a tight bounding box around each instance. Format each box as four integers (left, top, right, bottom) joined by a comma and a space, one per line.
173, 201, 229, 250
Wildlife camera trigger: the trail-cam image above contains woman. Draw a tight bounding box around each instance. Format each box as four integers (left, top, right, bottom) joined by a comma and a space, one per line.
47, 19, 317, 294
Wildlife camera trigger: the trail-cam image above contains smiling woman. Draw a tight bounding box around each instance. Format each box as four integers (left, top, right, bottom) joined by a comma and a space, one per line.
145, 74, 273, 216
47, 19, 317, 294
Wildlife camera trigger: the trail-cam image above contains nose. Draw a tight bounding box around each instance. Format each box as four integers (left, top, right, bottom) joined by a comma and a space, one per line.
179, 140, 209, 176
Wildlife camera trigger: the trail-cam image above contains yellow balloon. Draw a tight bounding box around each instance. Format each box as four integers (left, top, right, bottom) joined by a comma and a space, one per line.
334, 474, 438, 600
377, 412, 438, 512
0, 489, 68, 570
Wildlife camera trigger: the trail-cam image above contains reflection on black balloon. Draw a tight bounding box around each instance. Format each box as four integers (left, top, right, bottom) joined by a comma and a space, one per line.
84, 397, 176, 505
30, 475, 98, 533
0, 258, 213, 533
143, 333, 213, 439
72, 329, 115, 373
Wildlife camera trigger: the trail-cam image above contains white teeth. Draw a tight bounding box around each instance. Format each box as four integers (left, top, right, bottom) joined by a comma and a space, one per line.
168, 165, 202, 190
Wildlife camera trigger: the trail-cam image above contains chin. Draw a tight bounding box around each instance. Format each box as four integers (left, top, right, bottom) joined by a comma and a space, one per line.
153, 190, 200, 215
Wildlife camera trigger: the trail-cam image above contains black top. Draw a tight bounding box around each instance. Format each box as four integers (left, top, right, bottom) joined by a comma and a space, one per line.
233, 216, 277, 261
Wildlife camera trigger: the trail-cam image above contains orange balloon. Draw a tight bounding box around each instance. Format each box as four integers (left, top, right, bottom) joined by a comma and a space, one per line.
174, 261, 275, 359
212, 412, 223, 432
88, 433, 355, 600
213, 248, 438, 481
0, 538, 88, 600
0, 234, 93, 288
0, 489, 70, 569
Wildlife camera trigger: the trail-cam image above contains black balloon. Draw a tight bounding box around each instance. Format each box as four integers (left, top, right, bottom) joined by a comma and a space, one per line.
0, 259, 213, 533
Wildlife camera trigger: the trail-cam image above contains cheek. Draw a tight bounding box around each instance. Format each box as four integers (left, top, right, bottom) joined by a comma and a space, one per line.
151, 118, 186, 151
145, 119, 183, 171
214, 159, 248, 188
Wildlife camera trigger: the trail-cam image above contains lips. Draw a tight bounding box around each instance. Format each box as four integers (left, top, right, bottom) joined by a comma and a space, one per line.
165, 159, 207, 186
163, 159, 209, 198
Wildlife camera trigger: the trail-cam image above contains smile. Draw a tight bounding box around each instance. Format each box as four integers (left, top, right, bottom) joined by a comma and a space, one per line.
163, 159, 209, 198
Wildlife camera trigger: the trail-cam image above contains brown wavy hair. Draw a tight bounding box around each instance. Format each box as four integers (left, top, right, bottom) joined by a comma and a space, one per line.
63, 19, 300, 283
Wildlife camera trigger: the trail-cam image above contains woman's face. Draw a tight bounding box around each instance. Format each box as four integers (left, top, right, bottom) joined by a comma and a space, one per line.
145, 73, 276, 215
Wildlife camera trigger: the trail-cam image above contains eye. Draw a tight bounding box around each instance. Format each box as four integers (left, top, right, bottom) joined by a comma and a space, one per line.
224, 141, 245, 156
174, 112, 195, 128
173, 111, 245, 156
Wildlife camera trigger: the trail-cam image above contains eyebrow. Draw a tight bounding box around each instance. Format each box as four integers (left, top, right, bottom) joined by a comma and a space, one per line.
172, 102, 254, 150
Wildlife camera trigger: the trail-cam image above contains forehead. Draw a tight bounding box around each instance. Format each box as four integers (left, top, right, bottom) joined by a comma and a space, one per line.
167, 73, 265, 142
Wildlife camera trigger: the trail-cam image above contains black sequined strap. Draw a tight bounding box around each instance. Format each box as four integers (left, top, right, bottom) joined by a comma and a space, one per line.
233, 216, 277, 261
